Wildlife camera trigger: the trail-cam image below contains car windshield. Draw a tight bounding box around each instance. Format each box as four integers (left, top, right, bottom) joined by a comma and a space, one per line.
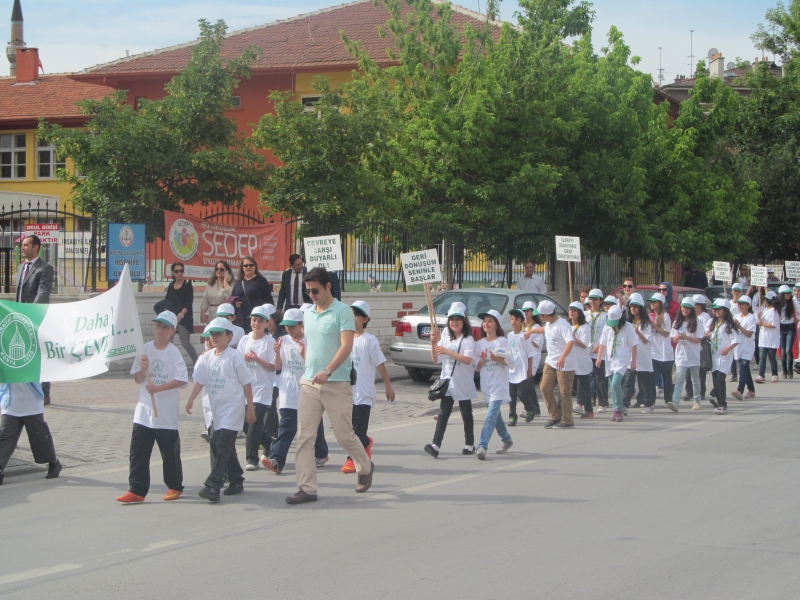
416, 291, 509, 317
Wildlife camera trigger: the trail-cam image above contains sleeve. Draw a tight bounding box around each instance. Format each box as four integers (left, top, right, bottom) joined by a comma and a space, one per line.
627, 324, 640, 346
237, 335, 248, 357
200, 285, 210, 314
234, 352, 257, 385
670, 323, 680, 339
277, 271, 287, 311
171, 346, 189, 386
523, 336, 536, 358
130, 350, 143, 376
264, 336, 276, 365
577, 325, 591, 347
181, 281, 194, 313
462, 337, 477, 366
259, 276, 273, 305
34, 262, 54, 304
436, 339, 447, 365
337, 303, 356, 332
193, 355, 209, 386
562, 321, 575, 342
747, 315, 757, 332
369, 336, 386, 367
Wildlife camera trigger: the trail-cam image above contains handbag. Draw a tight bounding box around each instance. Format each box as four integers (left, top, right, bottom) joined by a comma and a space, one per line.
700, 337, 713, 371
428, 337, 464, 401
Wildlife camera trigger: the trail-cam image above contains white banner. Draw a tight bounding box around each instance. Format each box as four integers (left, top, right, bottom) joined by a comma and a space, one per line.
401, 249, 442, 285
750, 266, 768, 288
555, 236, 581, 262
713, 261, 732, 284
785, 261, 800, 281
303, 235, 344, 271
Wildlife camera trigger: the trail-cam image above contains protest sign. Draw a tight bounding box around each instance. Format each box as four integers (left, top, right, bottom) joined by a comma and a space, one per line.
555, 236, 581, 262
303, 235, 344, 271
401, 249, 442, 285
785, 261, 800, 281
713, 261, 732, 284
750, 266, 768, 288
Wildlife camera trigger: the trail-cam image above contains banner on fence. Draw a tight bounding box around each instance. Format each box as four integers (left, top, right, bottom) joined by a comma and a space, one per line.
0, 264, 142, 383
401, 249, 442, 285
107, 223, 146, 281
303, 235, 344, 271
25, 223, 60, 245
750, 266, 768, 288
713, 261, 732, 284
785, 261, 800, 281
164, 211, 287, 281
555, 236, 581, 262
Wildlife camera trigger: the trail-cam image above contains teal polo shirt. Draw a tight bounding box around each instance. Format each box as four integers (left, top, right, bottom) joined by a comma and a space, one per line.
302, 299, 356, 382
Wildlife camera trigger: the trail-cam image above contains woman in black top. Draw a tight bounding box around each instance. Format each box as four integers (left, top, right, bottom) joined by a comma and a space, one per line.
165, 261, 198, 364
231, 256, 274, 333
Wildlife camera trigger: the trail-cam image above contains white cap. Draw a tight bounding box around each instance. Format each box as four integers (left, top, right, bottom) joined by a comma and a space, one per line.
681, 297, 696, 308
447, 302, 466, 318
628, 292, 645, 307
300, 303, 314, 311
478, 308, 503, 322
736, 295, 752, 305
649, 292, 666, 304
588, 288, 604, 299
280, 308, 305, 325
732, 283, 743, 291
251, 304, 275, 320
768, 267, 775, 273
568, 301, 584, 311
537, 300, 555, 315
794, 281, 800, 289
779, 285, 792, 294
216, 303, 235, 317
153, 311, 177, 328
605, 305, 623, 327
521, 301, 537, 311
712, 298, 732, 310
693, 294, 710, 305
765, 290, 778, 300
351, 301, 371, 318
603, 295, 619, 306
201, 317, 234, 337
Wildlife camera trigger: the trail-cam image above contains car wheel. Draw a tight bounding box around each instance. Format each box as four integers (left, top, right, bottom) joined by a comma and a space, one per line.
407, 368, 434, 383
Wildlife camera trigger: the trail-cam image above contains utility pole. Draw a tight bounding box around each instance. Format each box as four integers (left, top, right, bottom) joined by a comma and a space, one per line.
689, 30, 695, 78
657, 46, 664, 86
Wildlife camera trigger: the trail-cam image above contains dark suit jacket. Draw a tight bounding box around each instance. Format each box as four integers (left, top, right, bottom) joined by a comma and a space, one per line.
329, 271, 341, 301
17, 258, 54, 304
277, 268, 311, 311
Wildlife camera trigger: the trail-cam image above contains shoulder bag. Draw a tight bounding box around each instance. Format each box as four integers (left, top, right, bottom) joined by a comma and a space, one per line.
428, 337, 464, 401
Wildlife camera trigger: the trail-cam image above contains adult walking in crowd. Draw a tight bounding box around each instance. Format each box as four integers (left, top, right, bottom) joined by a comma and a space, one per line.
616, 277, 637, 307
17, 235, 54, 404
232, 256, 274, 334
516, 261, 546, 293
200, 261, 233, 324
277, 254, 311, 311
778, 285, 795, 379
165, 262, 198, 365
285, 267, 373, 504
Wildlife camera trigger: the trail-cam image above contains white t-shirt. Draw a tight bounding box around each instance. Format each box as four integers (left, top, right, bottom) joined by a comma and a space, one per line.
734, 313, 757, 360
0, 383, 44, 418
671, 318, 703, 368
571, 323, 593, 376
649, 312, 674, 362
758, 307, 780, 349
230, 324, 245, 349
351, 332, 386, 407
192, 346, 255, 431
524, 323, 544, 373
600, 322, 639, 376
585, 310, 607, 359
437, 331, 477, 401
708, 320, 739, 373
475, 337, 512, 403
130, 342, 189, 430
697, 311, 712, 331
544, 317, 576, 371
507, 330, 535, 384
278, 336, 306, 410
632, 321, 654, 372
731, 303, 741, 319
237, 332, 276, 406
780, 303, 795, 325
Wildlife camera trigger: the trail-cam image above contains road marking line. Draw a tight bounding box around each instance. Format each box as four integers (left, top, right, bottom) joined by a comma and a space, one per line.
142, 540, 183, 552
0, 563, 82, 585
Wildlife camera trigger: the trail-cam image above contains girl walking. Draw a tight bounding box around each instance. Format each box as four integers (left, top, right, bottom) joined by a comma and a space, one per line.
706, 299, 739, 414
668, 297, 703, 412
756, 291, 780, 383
778, 285, 795, 379
568, 301, 594, 419
648, 292, 674, 407
731, 296, 757, 400
594, 305, 638, 422
625, 294, 655, 413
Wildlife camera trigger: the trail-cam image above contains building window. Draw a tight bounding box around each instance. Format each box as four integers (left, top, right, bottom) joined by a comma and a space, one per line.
301, 96, 321, 112
0, 134, 26, 179
37, 137, 65, 179
231, 95, 241, 108
76, 218, 92, 232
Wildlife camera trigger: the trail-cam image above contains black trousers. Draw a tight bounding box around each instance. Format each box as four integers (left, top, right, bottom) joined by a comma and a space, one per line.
622, 370, 656, 407
244, 403, 272, 465
686, 367, 707, 398
0, 413, 57, 476
593, 360, 609, 407
266, 388, 280, 442
432, 396, 474, 447
575, 374, 593, 413
128, 423, 183, 497
206, 428, 243, 492
509, 378, 538, 417
710, 370, 727, 408
352, 404, 372, 448
652, 360, 674, 405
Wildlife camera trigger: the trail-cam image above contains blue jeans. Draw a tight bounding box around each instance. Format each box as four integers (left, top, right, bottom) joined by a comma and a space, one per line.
779, 324, 795, 374
609, 372, 625, 412
478, 400, 512, 450
673, 366, 700, 405
737, 358, 754, 393
269, 408, 328, 471
759, 347, 778, 378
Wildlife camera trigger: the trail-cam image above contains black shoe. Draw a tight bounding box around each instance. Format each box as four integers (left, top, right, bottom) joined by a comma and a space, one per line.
555, 422, 575, 429
199, 486, 220, 502
707, 396, 719, 408
223, 482, 244, 496
630, 403, 643, 409
534, 408, 542, 416
424, 444, 439, 458
285, 489, 318, 504
45, 460, 62, 479
462, 446, 476, 455
525, 410, 535, 423
508, 414, 518, 427
543, 419, 561, 429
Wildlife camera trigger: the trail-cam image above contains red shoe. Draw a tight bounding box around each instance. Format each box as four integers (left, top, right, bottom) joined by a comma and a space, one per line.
116, 491, 145, 503
365, 437, 374, 458
341, 458, 356, 473
163, 489, 182, 501
261, 455, 281, 474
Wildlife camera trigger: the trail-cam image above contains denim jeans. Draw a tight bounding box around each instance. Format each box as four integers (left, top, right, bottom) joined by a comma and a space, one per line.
759, 347, 778, 378
609, 372, 625, 412
269, 408, 328, 471
478, 400, 512, 450
779, 324, 795, 374
673, 366, 701, 405
737, 358, 755, 393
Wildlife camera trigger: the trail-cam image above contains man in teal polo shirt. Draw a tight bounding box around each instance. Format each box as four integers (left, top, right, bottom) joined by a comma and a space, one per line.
285, 267, 374, 504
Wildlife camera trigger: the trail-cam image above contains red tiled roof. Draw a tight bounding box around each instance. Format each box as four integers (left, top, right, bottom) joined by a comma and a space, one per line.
0, 74, 114, 124
74, 0, 498, 78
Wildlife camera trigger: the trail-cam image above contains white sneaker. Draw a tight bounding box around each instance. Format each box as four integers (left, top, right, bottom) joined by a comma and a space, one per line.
496, 441, 513, 454
692, 402, 702, 410
596, 406, 607, 413
245, 462, 259, 471
731, 391, 744, 401
656, 388, 663, 398
666, 402, 679, 412
714, 407, 727, 414
315, 456, 329, 468
642, 406, 654, 414
476, 447, 487, 460
771, 375, 779, 383
573, 404, 584, 415
622, 406, 628, 416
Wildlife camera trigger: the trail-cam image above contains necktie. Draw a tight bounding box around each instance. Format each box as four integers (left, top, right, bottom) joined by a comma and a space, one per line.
17, 262, 29, 303
293, 272, 299, 306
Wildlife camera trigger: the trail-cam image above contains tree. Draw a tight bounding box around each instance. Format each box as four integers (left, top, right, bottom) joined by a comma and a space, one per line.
39, 20, 265, 240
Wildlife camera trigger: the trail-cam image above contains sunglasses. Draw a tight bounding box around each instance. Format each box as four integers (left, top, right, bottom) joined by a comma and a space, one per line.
623, 284, 634, 288
215, 267, 227, 272
173, 269, 184, 274
242, 264, 256, 268
307, 288, 322, 296
658, 288, 668, 292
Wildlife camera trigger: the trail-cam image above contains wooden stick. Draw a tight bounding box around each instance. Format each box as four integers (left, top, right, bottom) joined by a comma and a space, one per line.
568, 262, 574, 303
424, 282, 439, 334
723, 280, 727, 299
145, 370, 158, 418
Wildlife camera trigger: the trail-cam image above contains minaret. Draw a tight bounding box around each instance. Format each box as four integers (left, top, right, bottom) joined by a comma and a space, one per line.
7, 0, 25, 77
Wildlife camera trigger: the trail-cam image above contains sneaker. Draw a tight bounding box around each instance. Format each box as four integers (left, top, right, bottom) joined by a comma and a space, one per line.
573, 404, 584, 415
46, 460, 62, 479
476, 447, 487, 460
610, 410, 622, 422
462, 445, 476, 455
424, 443, 439, 458
707, 396, 719, 408
555, 422, 574, 429
261, 455, 281, 474
534, 408, 542, 416
771, 375, 779, 383
315, 456, 329, 469
525, 410, 535, 423
496, 441, 513, 454
731, 390, 744, 401
223, 482, 244, 496
199, 486, 220, 502
116, 491, 145, 503
782, 373, 788, 379
365, 437, 374, 459
745, 391, 756, 399
543, 419, 561, 429
794, 362, 800, 375
596, 406, 607, 413
657, 388, 664, 398
163, 489, 182, 501
755, 376, 765, 384
237, 431, 246, 439
285, 489, 318, 504
631, 402, 643, 409
341, 458, 356, 473
245, 461, 259, 471
580, 412, 595, 419
730, 375, 738, 382
642, 406, 654, 414
714, 407, 727, 414
508, 414, 518, 427
200, 431, 210, 442
355, 461, 374, 493
692, 402, 702, 410
622, 406, 628, 416
666, 402, 679, 413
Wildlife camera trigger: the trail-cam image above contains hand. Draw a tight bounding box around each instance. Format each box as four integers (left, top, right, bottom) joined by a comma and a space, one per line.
274, 337, 283, 354
177, 313, 183, 321
527, 370, 533, 380
145, 383, 159, 394
200, 312, 207, 324
630, 364, 636, 372
244, 350, 257, 362
385, 386, 396, 402
140, 355, 150, 370
245, 406, 256, 425
430, 329, 441, 344
489, 352, 500, 362
312, 371, 330, 385
186, 398, 194, 414
556, 356, 566, 370
595, 357, 602, 368
721, 348, 729, 356
480, 349, 489, 360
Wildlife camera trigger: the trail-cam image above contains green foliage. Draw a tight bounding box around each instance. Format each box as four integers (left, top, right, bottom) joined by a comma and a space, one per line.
39, 20, 265, 240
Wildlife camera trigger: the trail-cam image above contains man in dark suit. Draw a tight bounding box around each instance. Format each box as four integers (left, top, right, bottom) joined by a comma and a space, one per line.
17, 235, 54, 404
277, 254, 311, 311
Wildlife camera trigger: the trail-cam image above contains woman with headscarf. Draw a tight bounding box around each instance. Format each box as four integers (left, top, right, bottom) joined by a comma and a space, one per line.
659, 282, 680, 322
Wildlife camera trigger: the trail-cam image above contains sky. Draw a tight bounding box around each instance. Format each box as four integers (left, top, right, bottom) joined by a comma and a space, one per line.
1, 0, 780, 84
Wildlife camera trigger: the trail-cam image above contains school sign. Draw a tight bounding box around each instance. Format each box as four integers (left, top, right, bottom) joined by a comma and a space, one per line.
0, 265, 143, 383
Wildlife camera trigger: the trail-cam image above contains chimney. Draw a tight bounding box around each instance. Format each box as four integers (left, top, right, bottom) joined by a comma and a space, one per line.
15, 47, 39, 83
6, 0, 25, 76
709, 52, 724, 79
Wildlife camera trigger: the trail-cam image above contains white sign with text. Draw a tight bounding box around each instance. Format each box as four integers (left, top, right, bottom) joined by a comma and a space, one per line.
555, 236, 581, 262
401, 249, 442, 285
750, 266, 768, 288
785, 261, 800, 281
303, 235, 343, 271
713, 261, 732, 284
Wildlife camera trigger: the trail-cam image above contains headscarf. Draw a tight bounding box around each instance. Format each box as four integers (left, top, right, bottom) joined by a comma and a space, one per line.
661, 281, 674, 305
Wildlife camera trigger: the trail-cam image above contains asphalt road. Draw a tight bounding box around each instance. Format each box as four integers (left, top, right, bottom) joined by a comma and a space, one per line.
1, 373, 799, 599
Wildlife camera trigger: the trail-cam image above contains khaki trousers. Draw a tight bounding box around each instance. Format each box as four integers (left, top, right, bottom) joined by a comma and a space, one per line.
297, 380, 371, 495
540, 364, 575, 425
